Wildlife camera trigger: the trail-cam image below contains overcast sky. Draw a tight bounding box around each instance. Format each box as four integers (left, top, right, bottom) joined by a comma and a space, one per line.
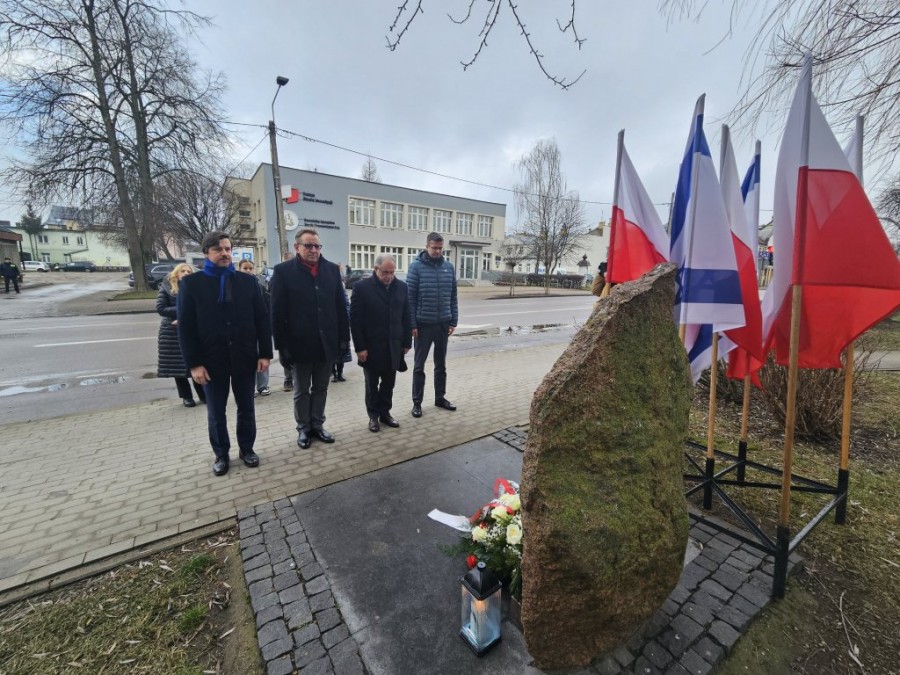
0, 1, 867, 229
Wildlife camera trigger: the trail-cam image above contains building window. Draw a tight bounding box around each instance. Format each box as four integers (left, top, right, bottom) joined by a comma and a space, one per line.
41, 253, 51, 263
77, 236, 84, 245
350, 244, 376, 270
379, 246, 405, 270
459, 248, 478, 280
407, 247, 420, 270
478, 215, 493, 238
38, 235, 49, 244
62, 236, 69, 244
408, 206, 428, 231
380, 202, 404, 229
433, 209, 452, 234
456, 212, 473, 236
349, 198, 376, 227
482, 253, 492, 271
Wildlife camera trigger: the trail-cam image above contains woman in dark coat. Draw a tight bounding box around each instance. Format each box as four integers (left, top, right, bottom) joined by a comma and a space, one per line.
157, 263, 205, 407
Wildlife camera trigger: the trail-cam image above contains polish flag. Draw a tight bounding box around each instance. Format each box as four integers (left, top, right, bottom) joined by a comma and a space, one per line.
762, 57, 900, 369
607, 131, 669, 284
281, 185, 300, 203
720, 133, 764, 385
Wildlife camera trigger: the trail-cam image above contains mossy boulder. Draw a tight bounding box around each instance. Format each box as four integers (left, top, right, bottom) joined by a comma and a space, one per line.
520, 263, 691, 669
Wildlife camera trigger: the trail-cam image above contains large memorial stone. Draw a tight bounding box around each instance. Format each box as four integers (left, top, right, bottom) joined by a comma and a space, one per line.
520, 263, 691, 669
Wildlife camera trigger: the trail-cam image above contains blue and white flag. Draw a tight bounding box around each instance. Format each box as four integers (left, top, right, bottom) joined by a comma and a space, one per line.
670, 95, 745, 330
670, 96, 745, 382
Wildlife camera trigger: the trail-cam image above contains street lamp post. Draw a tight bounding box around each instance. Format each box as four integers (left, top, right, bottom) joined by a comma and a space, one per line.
269, 75, 290, 262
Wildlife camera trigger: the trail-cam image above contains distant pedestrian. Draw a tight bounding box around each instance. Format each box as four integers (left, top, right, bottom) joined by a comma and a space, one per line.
270, 229, 350, 449
332, 290, 351, 383
350, 254, 412, 432
156, 263, 205, 407
407, 232, 458, 418
177, 231, 272, 476
280, 251, 296, 392
1, 257, 21, 294
239, 259, 272, 397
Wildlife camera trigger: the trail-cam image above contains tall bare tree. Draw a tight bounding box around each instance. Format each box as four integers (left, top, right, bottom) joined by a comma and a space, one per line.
360, 157, 382, 183
662, 0, 900, 169
877, 177, 900, 254
513, 139, 588, 294
155, 170, 243, 252
386, 0, 586, 89
500, 234, 531, 297
0, 0, 229, 290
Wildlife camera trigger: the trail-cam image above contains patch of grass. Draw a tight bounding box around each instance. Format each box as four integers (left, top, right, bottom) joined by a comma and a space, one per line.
867, 313, 900, 350
110, 290, 157, 300
0, 534, 249, 674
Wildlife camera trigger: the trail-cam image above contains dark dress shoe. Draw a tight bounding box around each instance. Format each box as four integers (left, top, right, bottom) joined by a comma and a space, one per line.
368, 417, 380, 432
411, 404, 423, 418
239, 449, 260, 468
380, 414, 400, 428
331, 376, 340, 383
337, 375, 346, 382
435, 399, 457, 411
311, 428, 335, 443
297, 431, 311, 449
213, 457, 229, 476
183, 398, 196, 408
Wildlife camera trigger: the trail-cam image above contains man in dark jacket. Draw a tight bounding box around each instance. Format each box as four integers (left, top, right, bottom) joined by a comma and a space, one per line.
177, 231, 272, 476
406, 232, 459, 418
270, 229, 350, 449
1, 257, 21, 294
350, 254, 412, 432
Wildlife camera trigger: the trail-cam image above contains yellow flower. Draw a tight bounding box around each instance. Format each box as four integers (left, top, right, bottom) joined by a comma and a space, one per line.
471, 525, 488, 542
498, 493, 521, 511
491, 505, 511, 522
506, 523, 523, 546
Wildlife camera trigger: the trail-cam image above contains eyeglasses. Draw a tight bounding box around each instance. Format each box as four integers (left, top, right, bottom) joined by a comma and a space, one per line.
300, 243, 323, 250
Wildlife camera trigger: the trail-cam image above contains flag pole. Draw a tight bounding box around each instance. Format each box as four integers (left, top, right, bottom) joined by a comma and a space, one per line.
775, 57, 813, 599
704, 333, 720, 508
601, 131, 625, 299
835, 114, 864, 524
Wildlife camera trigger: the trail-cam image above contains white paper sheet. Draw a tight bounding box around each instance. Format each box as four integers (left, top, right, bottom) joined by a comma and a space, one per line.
427, 509, 472, 532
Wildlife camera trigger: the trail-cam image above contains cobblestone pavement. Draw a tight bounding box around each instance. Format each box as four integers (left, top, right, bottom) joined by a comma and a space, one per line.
242, 427, 801, 675
0, 340, 565, 596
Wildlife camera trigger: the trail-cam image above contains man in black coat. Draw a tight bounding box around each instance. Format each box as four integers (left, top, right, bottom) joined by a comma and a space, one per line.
270, 229, 350, 449
177, 231, 272, 476
350, 254, 412, 432
1, 257, 21, 294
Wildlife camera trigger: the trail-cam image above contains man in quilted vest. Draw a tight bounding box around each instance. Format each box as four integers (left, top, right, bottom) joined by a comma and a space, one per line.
406, 232, 459, 418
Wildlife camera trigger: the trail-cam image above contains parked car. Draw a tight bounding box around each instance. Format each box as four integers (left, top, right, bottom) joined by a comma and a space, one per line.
345, 270, 371, 290
23, 260, 51, 273
63, 260, 96, 272
129, 262, 199, 289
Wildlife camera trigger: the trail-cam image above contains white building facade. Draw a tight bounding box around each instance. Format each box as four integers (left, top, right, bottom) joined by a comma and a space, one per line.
228, 165, 507, 282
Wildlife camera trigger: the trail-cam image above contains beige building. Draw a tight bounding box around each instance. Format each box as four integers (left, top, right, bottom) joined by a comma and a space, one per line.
11, 206, 131, 268
228, 165, 507, 282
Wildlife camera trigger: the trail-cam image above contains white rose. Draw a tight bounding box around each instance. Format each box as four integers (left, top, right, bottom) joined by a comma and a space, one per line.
499, 493, 521, 512
471, 526, 488, 542
506, 523, 523, 546
491, 505, 511, 522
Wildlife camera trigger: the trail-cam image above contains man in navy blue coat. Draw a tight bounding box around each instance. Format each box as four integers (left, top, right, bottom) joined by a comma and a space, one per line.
350, 254, 412, 432
178, 231, 272, 476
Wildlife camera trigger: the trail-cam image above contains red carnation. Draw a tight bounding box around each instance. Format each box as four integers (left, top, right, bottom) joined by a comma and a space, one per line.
466, 555, 478, 569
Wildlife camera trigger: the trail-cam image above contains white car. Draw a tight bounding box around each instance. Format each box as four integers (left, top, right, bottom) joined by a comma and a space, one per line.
23, 260, 51, 272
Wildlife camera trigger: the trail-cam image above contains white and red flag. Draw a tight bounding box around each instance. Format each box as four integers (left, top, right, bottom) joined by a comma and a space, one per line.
762, 57, 900, 369
720, 132, 764, 385
607, 131, 669, 284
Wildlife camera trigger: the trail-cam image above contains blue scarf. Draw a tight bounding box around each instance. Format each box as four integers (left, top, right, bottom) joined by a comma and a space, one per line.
202, 259, 236, 302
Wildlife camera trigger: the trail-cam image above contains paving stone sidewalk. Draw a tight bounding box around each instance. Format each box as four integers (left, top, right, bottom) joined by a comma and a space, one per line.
241, 429, 801, 675
0, 340, 566, 597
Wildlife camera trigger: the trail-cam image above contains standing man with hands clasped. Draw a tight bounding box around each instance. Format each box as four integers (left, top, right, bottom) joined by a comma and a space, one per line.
270, 229, 350, 449
177, 231, 272, 476
350, 254, 412, 432
406, 231, 458, 418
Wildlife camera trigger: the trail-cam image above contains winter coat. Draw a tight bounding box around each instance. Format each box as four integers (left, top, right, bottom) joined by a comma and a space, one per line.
406, 250, 458, 328
156, 285, 189, 378
177, 270, 273, 374
0, 262, 20, 279
350, 275, 412, 374
270, 255, 350, 365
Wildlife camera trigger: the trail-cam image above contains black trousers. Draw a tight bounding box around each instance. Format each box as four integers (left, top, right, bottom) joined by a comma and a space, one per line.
204, 363, 256, 460
412, 322, 449, 404
3, 276, 19, 293
292, 361, 332, 432
175, 376, 206, 402
364, 367, 397, 418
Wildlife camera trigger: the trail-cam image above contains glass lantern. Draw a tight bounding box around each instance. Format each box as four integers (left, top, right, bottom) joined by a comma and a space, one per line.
459, 561, 502, 655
